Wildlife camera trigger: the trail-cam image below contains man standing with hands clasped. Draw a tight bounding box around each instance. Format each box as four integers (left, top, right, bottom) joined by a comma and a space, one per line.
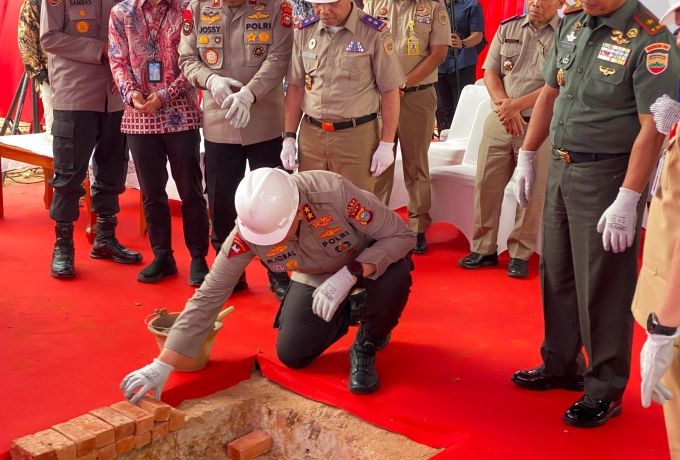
41, 0, 143, 279
510, 0, 679, 428
281, 0, 406, 193
178, 0, 295, 298
109, 0, 210, 286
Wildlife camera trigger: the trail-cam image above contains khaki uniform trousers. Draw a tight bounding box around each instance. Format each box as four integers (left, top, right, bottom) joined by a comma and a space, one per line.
632, 135, 680, 459
298, 117, 380, 193
472, 112, 550, 260
375, 86, 437, 233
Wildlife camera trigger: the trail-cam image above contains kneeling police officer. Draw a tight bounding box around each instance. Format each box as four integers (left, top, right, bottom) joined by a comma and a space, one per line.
120, 168, 416, 399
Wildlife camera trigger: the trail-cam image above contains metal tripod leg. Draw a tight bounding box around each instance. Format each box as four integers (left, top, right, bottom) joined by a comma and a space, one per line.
0, 72, 29, 136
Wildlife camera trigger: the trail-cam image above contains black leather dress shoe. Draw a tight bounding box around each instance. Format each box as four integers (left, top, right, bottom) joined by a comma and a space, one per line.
413, 232, 428, 254
508, 258, 528, 278
137, 256, 178, 283
458, 252, 499, 269
189, 256, 209, 287
563, 395, 622, 428
268, 271, 291, 300
511, 366, 584, 391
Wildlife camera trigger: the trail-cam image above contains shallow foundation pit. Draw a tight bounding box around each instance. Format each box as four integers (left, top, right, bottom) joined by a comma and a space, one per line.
116, 370, 441, 460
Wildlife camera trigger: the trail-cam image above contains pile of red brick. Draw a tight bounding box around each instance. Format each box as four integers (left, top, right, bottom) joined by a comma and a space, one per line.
10, 396, 185, 460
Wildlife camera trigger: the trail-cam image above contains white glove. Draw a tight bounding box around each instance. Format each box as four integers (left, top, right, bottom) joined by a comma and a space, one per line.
512, 149, 537, 208
205, 74, 243, 107
312, 266, 357, 322
641, 331, 679, 408
370, 141, 395, 177
223, 86, 254, 129
651, 94, 680, 135
120, 359, 174, 404
280, 137, 297, 170
597, 187, 641, 253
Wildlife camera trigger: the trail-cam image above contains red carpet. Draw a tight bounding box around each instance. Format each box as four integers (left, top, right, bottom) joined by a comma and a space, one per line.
0, 183, 669, 459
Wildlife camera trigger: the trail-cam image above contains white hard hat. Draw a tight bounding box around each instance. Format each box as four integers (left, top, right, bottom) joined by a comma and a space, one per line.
660, 0, 680, 25
235, 168, 300, 246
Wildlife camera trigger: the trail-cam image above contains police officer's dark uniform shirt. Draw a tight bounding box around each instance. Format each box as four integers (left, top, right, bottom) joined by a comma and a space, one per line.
545, 0, 679, 154
164, 171, 416, 358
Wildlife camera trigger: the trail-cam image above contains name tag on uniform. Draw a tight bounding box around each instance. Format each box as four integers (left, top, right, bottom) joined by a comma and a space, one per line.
560, 42, 576, 52
302, 51, 317, 59
504, 38, 520, 43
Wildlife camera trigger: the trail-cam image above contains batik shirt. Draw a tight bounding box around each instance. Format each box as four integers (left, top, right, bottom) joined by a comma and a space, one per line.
19, 0, 48, 85
109, 0, 202, 134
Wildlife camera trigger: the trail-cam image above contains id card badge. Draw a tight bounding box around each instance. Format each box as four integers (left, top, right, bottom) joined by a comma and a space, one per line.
651, 154, 665, 197
407, 36, 419, 55
147, 60, 163, 83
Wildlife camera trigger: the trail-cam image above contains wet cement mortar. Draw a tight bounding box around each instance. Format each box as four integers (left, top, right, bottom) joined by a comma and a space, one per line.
118, 370, 441, 460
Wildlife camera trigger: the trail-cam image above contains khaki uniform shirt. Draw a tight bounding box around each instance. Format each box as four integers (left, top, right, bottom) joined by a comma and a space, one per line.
483, 13, 560, 117
286, 6, 406, 122
40, 0, 124, 112
164, 170, 416, 358
179, 0, 294, 145
544, 0, 679, 153
362, 0, 450, 85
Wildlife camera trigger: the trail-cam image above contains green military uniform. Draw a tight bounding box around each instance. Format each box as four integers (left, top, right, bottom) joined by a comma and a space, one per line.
537, 0, 679, 401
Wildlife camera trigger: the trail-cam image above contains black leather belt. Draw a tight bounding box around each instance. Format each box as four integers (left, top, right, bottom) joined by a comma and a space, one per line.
553, 147, 629, 164
307, 113, 378, 132
403, 83, 435, 93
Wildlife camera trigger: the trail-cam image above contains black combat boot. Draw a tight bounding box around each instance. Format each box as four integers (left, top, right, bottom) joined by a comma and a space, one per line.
268, 271, 291, 300
348, 326, 388, 394
90, 215, 143, 264
51, 222, 75, 279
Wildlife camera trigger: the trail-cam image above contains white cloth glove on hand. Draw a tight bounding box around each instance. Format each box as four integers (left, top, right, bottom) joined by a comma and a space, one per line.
120, 358, 174, 404
651, 94, 680, 135
205, 74, 243, 107
312, 266, 357, 322
280, 137, 297, 170
641, 331, 680, 408
370, 141, 395, 177
512, 149, 537, 208
597, 187, 641, 253
223, 86, 254, 129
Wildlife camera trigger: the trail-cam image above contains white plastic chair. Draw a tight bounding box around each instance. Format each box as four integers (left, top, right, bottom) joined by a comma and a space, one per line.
428, 85, 490, 168
429, 100, 494, 250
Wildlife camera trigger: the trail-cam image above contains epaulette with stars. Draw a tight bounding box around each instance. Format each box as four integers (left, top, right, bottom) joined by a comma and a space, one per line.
564, 1, 583, 14
634, 11, 666, 35
361, 13, 387, 31
299, 15, 319, 28
500, 14, 525, 25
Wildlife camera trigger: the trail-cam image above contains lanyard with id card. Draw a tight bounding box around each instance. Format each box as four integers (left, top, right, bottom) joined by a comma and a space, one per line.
407, 20, 419, 55
142, 5, 170, 83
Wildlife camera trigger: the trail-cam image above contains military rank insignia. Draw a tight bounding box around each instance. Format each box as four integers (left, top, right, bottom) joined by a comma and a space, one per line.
361, 13, 387, 31
228, 233, 251, 258
645, 43, 671, 74
312, 216, 333, 228
183, 10, 193, 35
634, 12, 665, 35
302, 203, 316, 222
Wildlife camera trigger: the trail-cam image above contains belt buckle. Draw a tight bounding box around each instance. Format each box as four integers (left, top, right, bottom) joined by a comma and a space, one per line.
321, 122, 335, 132
556, 148, 572, 163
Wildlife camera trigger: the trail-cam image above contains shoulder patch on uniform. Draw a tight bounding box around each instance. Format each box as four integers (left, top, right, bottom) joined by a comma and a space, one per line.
299, 15, 319, 28
347, 198, 374, 226
227, 233, 251, 258
183, 9, 193, 35
500, 14, 524, 25
361, 13, 387, 31
563, 1, 583, 14
634, 11, 666, 36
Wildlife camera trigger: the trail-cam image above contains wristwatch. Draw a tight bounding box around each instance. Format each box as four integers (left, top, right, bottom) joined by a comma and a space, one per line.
347, 261, 364, 281
282, 131, 297, 139
647, 312, 679, 336
461, 40, 467, 49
